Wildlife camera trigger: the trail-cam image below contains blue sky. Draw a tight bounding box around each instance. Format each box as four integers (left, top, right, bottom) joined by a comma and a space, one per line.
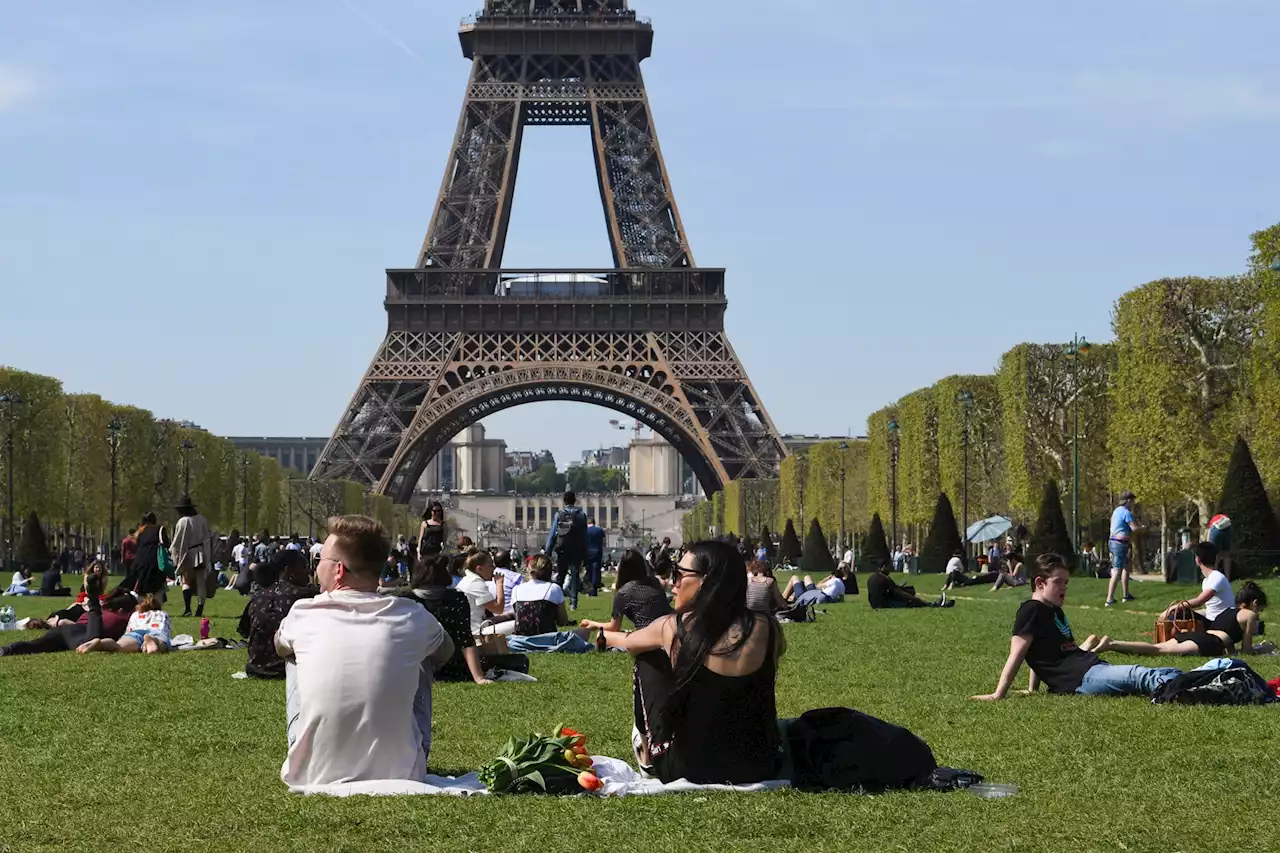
2, 0, 1279, 469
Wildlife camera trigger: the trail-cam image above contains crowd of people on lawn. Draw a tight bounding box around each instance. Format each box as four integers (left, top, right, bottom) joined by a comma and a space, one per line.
3, 487, 1274, 789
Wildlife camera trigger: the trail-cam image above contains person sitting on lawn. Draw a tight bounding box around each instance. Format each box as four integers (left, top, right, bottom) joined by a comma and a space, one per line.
580, 549, 672, 633
400, 555, 494, 685
4, 567, 39, 596
972, 553, 1186, 700
1158, 542, 1235, 630
275, 515, 454, 789
781, 568, 847, 606
78, 591, 172, 655
868, 561, 953, 609
489, 549, 523, 613
990, 554, 1028, 590
601, 540, 786, 785
455, 550, 506, 638
482, 555, 593, 654
238, 549, 319, 679
1, 568, 133, 657
1091, 581, 1269, 659
744, 559, 786, 613
40, 563, 72, 597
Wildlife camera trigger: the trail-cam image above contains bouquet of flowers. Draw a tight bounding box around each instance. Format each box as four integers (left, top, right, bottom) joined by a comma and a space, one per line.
477, 725, 604, 794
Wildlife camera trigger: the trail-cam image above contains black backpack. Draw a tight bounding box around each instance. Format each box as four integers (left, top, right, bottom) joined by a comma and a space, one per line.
553, 506, 587, 551
1152, 662, 1274, 706
784, 707, 939, 792
776, 603, 816, 623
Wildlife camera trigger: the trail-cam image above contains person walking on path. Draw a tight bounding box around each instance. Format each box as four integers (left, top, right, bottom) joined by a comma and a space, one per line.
1106, 491, 1143, 607
172, 495, 214, 617
546, 491, 588, 611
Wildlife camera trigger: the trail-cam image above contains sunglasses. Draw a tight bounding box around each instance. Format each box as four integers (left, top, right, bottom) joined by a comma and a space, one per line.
673, 566, 705, 582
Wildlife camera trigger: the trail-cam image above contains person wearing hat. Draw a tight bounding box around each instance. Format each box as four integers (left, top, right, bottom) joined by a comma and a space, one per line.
1106, 492, 1143, 607
171, 495, 214, 617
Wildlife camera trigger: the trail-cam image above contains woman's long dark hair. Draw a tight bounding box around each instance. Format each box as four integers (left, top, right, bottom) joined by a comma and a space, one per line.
616, 549, 651, 589
411, 556, 453, 589
658, 540, 754, 737
422, 501, 445, 523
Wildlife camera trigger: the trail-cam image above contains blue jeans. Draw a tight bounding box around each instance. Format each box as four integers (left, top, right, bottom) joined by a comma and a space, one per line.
585, 555, 602, 595
1076, 663, 1181, 697
506, 632, 592, 654
553, 553, 583, 608
1109, 539, 1130, 570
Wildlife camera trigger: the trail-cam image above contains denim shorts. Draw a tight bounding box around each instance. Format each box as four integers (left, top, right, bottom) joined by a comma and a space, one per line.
1109, 539, 1130, 570
125, 629, 168, 649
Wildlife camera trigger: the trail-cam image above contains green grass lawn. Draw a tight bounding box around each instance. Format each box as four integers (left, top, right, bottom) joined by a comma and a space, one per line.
1, 574, 1278, 853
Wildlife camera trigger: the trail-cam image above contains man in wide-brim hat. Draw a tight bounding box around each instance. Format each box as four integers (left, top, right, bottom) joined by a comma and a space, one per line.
171, 494, 214, 617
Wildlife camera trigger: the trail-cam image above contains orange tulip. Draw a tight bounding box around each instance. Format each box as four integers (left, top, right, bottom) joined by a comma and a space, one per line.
577, 771, 603, 792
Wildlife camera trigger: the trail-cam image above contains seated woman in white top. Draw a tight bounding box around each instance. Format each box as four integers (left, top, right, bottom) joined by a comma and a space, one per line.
482, 555, 593, 653
1092, 581, 1268, 659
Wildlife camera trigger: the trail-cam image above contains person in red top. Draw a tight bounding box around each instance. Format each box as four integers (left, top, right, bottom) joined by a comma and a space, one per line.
120, 530, 138, 572
1, 569, 133, 657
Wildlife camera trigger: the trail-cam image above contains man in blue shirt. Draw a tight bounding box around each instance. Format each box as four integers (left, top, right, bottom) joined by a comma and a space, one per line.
1106, 491, 1143, 607
545, 491, 588, 610
583, 517, 606, 597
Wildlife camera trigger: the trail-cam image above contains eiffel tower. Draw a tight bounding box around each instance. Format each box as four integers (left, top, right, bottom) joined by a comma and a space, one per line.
315, 0, 786, 502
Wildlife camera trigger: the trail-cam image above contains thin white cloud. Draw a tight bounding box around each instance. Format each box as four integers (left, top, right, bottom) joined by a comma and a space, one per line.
338, 0, 421, 61
0, 67, 38, 111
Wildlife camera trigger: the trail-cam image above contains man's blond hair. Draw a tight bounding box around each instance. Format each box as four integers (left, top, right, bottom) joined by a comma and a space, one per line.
326, 515, 390, 580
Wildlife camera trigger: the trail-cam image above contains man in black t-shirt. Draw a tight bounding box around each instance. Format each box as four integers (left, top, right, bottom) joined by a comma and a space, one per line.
866, 562, 953, 610
973, 553, 1182, 700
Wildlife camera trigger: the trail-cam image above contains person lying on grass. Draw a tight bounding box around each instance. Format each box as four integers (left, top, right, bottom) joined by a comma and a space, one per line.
579, 549, 672, 633
781, 568, 847, 606
1088, 581, 1269, 659
78, 591, 172, 655
972, 553, 1186, 700
602, 541, 786, 785
1, 568, 133, 657
867, 561, 953, 609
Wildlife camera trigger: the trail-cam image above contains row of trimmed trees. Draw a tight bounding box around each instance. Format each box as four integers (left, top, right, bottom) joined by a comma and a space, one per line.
0, 366, 417, 557
685, 220, 1280, 572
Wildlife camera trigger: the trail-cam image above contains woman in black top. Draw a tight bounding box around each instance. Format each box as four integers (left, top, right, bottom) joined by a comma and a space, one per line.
602, 541, 786, 785
115, 514, 169, 597
1094, 582, 1267, 658
417, 502, 447, 559
579, 550, 672, 632
400, 556, 493, 685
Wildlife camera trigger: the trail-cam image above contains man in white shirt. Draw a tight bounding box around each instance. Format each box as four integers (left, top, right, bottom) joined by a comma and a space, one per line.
1161, 541, 1236, 627
275, 515, 453, 790
454, 550, 505, 636
841, 547, 855, 570
308, 537, 323, 569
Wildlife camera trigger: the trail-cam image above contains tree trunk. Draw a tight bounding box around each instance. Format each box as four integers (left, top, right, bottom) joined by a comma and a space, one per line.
1192, 496, 1211, 541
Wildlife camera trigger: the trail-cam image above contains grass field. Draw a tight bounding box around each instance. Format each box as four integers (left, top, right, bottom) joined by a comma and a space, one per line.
1, 573, 1277, 853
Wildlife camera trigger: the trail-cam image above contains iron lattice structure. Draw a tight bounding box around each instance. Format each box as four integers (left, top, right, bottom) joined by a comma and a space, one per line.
315, 0, 787, 502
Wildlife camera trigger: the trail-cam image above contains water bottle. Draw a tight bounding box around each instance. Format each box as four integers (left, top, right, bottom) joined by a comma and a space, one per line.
0, 605, 14, 631
967, 782, 1019, 799
199, 618, 210, 640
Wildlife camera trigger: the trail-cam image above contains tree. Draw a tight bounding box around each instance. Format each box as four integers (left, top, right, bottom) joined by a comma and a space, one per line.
1110, 276, 1261, 542
999, 342, 1113, 520
896, 388, 940, 531
934, 375, 1007, 524
777, 519, 802, 564
18, 510, 52, 569
918, 493, 963, 573
863, 512, 891, 571
800, 518, 836, 573
1028, 480, 1074, 566
516, 463, 566, 495
865, 406, 900, 527
1248, 223, 1280, 492
1216, 437, 1280, 568
758, 524, 775, 562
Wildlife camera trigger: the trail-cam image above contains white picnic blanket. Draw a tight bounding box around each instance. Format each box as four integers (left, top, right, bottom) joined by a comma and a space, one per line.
291, 756, 790, 797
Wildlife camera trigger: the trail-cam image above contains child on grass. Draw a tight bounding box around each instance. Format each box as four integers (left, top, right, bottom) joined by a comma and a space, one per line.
972, 553, 1183, 700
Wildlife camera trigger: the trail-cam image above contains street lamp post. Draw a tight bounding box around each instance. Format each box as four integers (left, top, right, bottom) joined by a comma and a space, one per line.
887, 419, 900, 549
956, 390, 975, 547
1063, 335, 1092, 552
240, 455, 250, 534
107, 418, 123, 569
838, 441, 849, 552
0, 393, 24, 571
179, 439, 195, 496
